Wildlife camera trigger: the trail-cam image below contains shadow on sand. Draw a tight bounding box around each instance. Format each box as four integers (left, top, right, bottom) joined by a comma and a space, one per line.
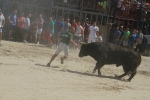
66, 70, 123, 81
35, 63, 59, 68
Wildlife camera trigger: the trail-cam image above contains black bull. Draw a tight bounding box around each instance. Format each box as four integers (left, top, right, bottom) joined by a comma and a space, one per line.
79, 42, 141, 82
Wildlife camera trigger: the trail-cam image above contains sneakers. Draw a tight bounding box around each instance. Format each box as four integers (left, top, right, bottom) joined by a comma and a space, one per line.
60, 57, 64, 64
23, 40, 28, 43
36, 42, 39, 44
47, 63, 51, 67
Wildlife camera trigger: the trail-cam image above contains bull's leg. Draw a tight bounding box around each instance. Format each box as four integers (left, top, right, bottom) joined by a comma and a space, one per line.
116, 72, 128, 79
128, 70, 137, 82
92, 62, 104, 76
92, 66, 97, 74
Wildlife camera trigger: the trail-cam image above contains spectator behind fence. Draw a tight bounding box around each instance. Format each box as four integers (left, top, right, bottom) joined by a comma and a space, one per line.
29, 21, 38, 43
36, 14, 44, 44
113, 26, 121, 45
23, 13, 31, 43
47, 16, 55, 46
122, 27, 130, 48
87, 21, 99, 43
135, 30, 143, 53
128, 29, 138, 50
0, 9, 5, 46
63, 19, 71, 33
81, 22, 85, 42
74, 21, 83, 49
72, 19, 78, 32
119, 26, 124, 46
84, 20, 90, 43
15, 13, 25, 42
53, 17, 64, 48
109, 25, 115, 43
8, 9, 17, 40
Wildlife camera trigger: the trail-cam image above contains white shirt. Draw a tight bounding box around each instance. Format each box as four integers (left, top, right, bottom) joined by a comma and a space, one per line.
89, 26, 99, 38
0, 14, 5, 27
24, 17, 30, 29
138, 33, 143, 44
75, 25, 83, 37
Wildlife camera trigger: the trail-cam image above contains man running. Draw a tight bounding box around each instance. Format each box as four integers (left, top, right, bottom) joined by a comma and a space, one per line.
47, 27, 77, 67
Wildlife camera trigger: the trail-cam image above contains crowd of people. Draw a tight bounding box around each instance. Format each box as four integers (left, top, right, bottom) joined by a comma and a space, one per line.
109, 25, 147, 53
111, 0, 150, 21
0, 9, 103, 48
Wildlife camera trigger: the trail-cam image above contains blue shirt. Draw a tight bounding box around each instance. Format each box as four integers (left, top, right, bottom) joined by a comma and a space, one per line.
113, 30, 121, 40
130, 33, 138, 42
55, 21, 64, 33
10, 14, 17, 26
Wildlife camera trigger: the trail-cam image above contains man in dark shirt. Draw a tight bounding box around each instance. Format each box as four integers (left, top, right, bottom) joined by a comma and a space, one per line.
47, 27, 77, 67
8, 9, 17, 40
113, 26, 121, 45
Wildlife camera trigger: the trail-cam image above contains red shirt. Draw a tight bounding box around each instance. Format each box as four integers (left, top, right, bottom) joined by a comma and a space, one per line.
17, 17, 25, 28
72, 22, 78, 31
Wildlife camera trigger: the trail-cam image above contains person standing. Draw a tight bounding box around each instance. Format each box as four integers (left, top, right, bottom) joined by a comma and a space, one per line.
84, 20, 90, 43
47, 16, 55, 46
113, 26, 121, 45
62, 19, 71, 33
23, 13, 31, 43
36, 14, 44, 44
136, 30, 143, 53
122, 27, 130, 48
87, 21, 99, 43
71, 19, 78, 32
81, 22, 85, 42
74, 21, 83, 49
53, 17, 64, 48
119, 26, 124, 46
128, 29, 138, 50
16, 13, 25, 42
8, 9, 17, 40
0, 9, 5, 45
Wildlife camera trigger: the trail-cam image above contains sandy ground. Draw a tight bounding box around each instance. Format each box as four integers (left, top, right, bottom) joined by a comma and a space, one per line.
0, 41, 150, 100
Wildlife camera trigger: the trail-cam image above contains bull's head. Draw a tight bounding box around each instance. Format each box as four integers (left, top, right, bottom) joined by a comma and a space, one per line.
78, 42, 88, 57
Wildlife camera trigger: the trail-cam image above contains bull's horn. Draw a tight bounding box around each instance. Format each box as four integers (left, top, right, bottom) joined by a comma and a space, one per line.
78, 42, 86, 44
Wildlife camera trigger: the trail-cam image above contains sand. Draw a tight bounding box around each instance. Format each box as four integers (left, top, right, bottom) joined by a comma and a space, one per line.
0, 41, 150, 100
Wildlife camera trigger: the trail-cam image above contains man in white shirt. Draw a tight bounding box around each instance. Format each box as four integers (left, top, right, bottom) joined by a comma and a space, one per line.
23, 13, 31, 43
0, 9, 5, 45
74, 22, 83, 49
88, 21, 99, 43
74, 22, 83, 43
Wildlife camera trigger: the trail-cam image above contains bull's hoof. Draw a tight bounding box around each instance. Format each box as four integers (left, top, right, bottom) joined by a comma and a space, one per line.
92, 70, 96, 74
114, 74, 121, 79
122, 79, 130, 82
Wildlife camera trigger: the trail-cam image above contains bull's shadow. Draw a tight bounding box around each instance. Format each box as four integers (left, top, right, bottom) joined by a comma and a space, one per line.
66, 70, 121, 81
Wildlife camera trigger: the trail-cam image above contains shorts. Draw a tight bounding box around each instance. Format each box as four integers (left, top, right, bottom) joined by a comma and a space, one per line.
55, 42, 69, 56
23, 29, 29, 34
123, 40, 129, 46
0, 27, 2, 32
37, 29, 43, 35
88, 36, 96, 43
9, 25, 16, 30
